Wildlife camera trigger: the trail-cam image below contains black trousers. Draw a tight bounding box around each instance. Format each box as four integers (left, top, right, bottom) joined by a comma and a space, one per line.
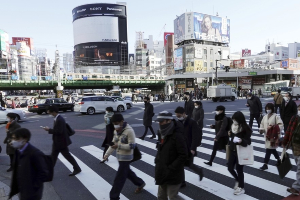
141, 126, 155, 138
9, 154, 13, 167
264, 149, 280, 164
51, 146, 81, 170
228, 151, 245, 188
274, 104, 281, 114
110, 161, 144, 200
209, 141, 219, 163
249, 113, 261, 129
183, 155, 202, 184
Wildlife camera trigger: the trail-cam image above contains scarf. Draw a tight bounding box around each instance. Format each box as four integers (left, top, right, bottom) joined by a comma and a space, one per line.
160, 121, 175, 139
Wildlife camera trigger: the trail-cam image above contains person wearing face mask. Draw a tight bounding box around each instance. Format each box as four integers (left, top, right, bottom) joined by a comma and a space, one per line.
138, 97, 155, 140
227, 111, 252, 195
245, 92, 262, 129
3, 113, 21, 172
204, 105, 228, 166
259, 103, 283, 170
184, 92, 194, 118
192, 101, 204, 146
103, 114, 146, 199
8, 128, 48, 200
282, 104, 300, 196
155, 111, 188, 200
280, 92, 297, 132
101, 107, 114, 161
175, 107, 203, 188
43, 106, 81, 176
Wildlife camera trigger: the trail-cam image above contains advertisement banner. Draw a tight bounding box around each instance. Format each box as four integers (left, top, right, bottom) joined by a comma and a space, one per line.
17, 42, 31, 57
185, 12, 194, 41
194, 13, 230, 43
242, 49, 251, 57
281, 59, 299, 69
12, 37, 34, 50
186, 60, 194, 72
174, 48, 183, 70
163, 32, 174, 46
195, 60, 205, 72
238, 77, 252, 89
195, 48, 203, 58
253, 77, 265, 85
174, 14, 186, 44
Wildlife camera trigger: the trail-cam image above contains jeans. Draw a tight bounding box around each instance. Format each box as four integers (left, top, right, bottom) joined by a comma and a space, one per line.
264, 149, 280, 164
157, 184, 184, 200
51, 146, 81, 170
228, 151, 245, 188
110, 161, 144, 200
249, 113, 261, 129
292, 155, 300, 191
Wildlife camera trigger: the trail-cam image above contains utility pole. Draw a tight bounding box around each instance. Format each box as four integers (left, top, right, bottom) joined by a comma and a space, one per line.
55, 50, 63, 98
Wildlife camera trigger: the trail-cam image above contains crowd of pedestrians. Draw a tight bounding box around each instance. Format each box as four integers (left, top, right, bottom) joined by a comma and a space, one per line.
2, 90, 300, 199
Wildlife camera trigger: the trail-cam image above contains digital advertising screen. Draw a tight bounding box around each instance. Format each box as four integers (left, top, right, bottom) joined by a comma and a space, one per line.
174, 48, 183, 70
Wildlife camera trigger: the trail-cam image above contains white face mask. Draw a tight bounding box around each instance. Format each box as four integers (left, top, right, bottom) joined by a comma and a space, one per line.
248, 97, 251, 100
114, 125, 120, 129
216, 111, 220, 115
284, 97, 289, 102
233, 120, 238, 125
195, 106, 199, 109
10, 140, 25, 149
105, 111, 109, 114
266, 110, 272, 114
177, 117, 184, 121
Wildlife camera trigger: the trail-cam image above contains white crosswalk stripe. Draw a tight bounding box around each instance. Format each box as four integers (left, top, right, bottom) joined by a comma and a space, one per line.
56, 117, 294, 200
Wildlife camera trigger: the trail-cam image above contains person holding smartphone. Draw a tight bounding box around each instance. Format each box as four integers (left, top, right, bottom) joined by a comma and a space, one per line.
227, 111, 252, 196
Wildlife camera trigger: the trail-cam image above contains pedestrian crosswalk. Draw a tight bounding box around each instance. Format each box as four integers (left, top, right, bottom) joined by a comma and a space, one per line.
57, 119, 295, 200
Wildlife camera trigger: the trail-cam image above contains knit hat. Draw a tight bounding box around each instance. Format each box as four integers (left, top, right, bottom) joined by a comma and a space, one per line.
156, 111, 173, 122
215, 105, 225, 111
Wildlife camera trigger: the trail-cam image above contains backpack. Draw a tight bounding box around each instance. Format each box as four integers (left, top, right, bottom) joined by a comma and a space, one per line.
226, 117, 233, 131
43, 155, 54, 182
66, 123, 75, 136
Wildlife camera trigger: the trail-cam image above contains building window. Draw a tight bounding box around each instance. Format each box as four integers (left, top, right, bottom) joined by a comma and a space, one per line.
204, 49, 207, 55
151, 61, 154, 64
204, 62, 207, 67
210, 49, 213, 55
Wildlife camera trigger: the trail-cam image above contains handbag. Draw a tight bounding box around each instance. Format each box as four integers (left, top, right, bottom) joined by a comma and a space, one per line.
277, 148, 292, 179
130, 145, 142, 163
236, 145, 254, 165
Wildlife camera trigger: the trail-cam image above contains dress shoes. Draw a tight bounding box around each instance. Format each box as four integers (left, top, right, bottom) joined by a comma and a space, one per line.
69, 169, 81, 176
149, 135, 156, 139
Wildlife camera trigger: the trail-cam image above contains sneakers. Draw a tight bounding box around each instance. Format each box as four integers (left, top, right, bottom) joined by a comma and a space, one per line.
204, 162, 212, 166
233, 181, 239, 190
234, 187, 245, 195
287, 188, 299, 196
259, 164, 268, 171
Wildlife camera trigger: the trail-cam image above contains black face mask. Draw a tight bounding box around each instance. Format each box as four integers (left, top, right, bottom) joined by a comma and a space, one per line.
159, 123, 170, 130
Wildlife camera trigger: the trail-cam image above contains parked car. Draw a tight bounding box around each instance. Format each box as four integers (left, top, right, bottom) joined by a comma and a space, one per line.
77, 96, 127, 115
111, 96, 133, 109
0, 107, 26, 123
28, 98, 74, 114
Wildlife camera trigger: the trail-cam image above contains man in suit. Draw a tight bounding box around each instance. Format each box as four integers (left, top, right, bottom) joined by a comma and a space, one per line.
138, 97, 155, 140
43, 106, 81, 176
9, 128, 48, 200
280, 92, 298, 132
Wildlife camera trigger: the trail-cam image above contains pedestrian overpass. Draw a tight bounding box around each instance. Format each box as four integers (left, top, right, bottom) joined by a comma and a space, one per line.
0, 79, 165, 90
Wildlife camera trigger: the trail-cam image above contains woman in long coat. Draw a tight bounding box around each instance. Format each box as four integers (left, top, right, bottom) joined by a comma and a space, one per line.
3, 113, 21, 172
259, 103, 283, 170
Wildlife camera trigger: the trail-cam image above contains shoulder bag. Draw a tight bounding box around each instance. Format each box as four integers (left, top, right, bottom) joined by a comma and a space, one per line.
236, 144, 254, 165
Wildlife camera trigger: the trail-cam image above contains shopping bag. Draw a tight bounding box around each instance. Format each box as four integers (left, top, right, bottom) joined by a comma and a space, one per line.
277, 149, 292, 179
226, 144, 230, 161
236, 145, 254, 165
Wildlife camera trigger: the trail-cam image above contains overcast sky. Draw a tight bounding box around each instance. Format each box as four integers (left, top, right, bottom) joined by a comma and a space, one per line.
0, 0, 299, 59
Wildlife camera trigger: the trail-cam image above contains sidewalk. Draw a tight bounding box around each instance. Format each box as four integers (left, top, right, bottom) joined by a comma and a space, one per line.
0, 155, 61, 200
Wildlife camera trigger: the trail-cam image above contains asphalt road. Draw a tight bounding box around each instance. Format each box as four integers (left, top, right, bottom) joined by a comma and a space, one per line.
0, 97, 296, 200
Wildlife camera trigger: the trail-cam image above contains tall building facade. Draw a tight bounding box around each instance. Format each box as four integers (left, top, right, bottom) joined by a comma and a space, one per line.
63, 53, 74, 72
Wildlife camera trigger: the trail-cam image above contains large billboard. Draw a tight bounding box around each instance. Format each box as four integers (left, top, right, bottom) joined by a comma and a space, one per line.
242, 49, 251, 57
12, 37, 34, 50
73, 16, 119, 45
174, 48, 183, 70
174, 12, 230, 44
163, 32, 174, 46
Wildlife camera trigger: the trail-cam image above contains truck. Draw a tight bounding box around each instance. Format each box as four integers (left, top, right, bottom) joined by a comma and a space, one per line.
207, 85, 237, 102
280, 87, 300, 100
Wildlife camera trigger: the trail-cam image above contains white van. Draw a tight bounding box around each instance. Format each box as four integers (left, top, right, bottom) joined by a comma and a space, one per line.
78, 96, 127, 115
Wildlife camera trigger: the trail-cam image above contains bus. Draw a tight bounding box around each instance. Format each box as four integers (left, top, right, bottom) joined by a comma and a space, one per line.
263, 80, 290, 96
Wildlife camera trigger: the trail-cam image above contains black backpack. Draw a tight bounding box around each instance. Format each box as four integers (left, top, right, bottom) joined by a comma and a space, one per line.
226, 117, 233, 131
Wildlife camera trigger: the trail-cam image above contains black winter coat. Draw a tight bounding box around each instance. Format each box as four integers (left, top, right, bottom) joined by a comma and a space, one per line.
181, 117, 200, 152
246, 96, 262, 115
48, 115, 72, 150
184, 98, 194, 117
4, 120, 21, 155
229, 125, 252, 151
9, 143, 48, 200
143, 103, 154, 126
155, 121, 188, 185
280, 100, 297, 124
212, 114, 228, 140
101, 124, 114, 147
192, 106, 204, 129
